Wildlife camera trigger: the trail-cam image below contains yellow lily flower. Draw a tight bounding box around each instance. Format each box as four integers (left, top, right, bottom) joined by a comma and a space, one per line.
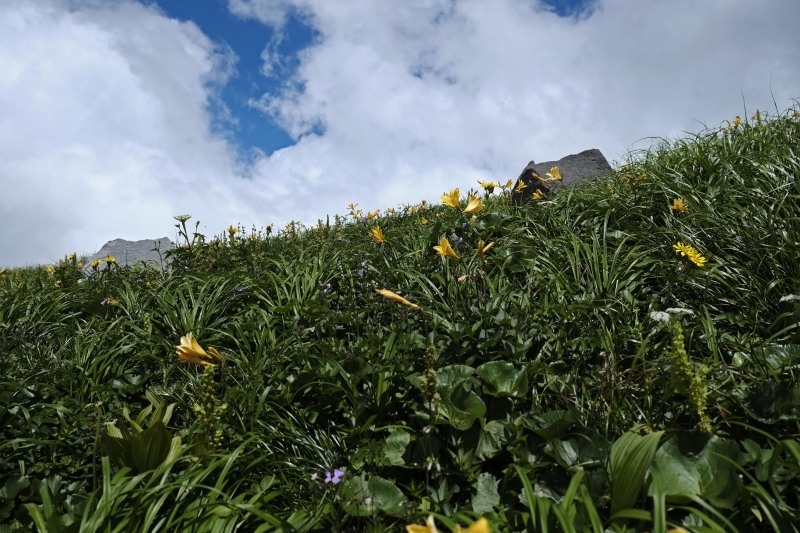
502, 179, 513, 190
91, 259, 101, 270
0, 268, 7, 279
732, 116, 741, 128
668, 198, 688, 213
476, 240, 494, 261
371, 227, 386, 243
455, 517, 491, 533
67, 252, 77, 261
176, 333, 222, 366
44, 265, 55, 274
514, 180, 527, 193
407, 514, 439, 533
227, 225, 239, 236
463, 196, 485, 214
367, 209, 380, 220
531, 190, 544, 201
441, 188, 460, 209
545, 166, 562, 182
376, 289, 419, 309
105, 256, 116, 264
434, 237, 460, 259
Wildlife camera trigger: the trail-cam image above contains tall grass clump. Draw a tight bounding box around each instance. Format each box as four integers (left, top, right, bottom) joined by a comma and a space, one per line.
1, 106, 799, 532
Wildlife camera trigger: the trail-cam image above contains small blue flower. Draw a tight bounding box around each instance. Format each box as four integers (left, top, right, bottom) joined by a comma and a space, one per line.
324, 468, 344, 484
357, 269, 365, 277
234, 285, 245, 293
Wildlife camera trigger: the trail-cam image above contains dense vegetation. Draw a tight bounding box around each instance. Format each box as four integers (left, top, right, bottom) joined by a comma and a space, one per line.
1, 107, 799, 532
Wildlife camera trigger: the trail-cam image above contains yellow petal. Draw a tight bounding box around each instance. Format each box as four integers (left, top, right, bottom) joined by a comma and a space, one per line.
463, 196, 485, 214
455, 517, 491, 533
441, 188, 461, 208
367, 209, 380, 220
477, 240, 494, 260
406, 515, 439, 533
371, 227, 386, 243
433, 238, 459, 259
376, 289, 420, 309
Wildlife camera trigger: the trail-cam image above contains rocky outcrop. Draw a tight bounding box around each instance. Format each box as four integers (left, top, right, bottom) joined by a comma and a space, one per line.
511, 148, 613, 206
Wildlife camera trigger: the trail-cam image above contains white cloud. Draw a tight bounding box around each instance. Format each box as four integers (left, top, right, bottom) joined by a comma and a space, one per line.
2, 0, 799, 266
0, 0, 261, 266
235, 0, 800, 225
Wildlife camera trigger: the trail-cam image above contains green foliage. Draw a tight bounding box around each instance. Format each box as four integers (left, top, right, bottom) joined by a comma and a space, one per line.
2, 106, 800, 531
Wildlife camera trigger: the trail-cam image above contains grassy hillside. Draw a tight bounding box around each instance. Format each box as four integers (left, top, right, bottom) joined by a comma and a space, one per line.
1, 107, 799, 532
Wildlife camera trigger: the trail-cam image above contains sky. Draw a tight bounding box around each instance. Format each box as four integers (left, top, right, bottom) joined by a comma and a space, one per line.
1, 0, 798, 267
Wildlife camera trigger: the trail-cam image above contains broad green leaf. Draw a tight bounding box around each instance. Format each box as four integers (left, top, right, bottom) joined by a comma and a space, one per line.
437, 364, 476, 387
382, 430, 411, 466
649, 433, 742, 509
476, 420, 506, 459
472, 472, 500, 514
367, 475, 405, 515
99, 434, 133, 469
477, 361, 529, 397
609, 426, 664, 512
531, 410, 578, 440
131, 421, 172, 472
439, 386, 486, 430
341, 476, 372, 517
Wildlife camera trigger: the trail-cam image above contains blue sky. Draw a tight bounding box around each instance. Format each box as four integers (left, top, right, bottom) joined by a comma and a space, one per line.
152, 0, 595, 158
1, 0, 798, 266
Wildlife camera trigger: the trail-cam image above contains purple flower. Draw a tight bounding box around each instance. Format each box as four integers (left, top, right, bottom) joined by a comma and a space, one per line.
234, 285, 245, 293
324, 468, 344, 484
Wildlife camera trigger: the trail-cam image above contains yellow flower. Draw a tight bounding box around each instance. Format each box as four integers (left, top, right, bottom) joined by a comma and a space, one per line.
407, 514, 439, 533
531, 190, 544, 201
514, 180, 527, 193
476, 240, 494, 261
669, 198, 689, 213
371, 227, 386, 243
545, 166, 562, 182
421, 218, 428, 225
455, 517, 491, 533
667, 528, 689, 533
67, 252, 77, 261
433, 237, 460, 260
502, 179, 513, 190
105, 256, 116, 264
732, 116, 741, 128
174, 214, 191, 222
376, 289, 419, 309
477, 179, 498, 192
441, 188, 460, 209
673, 242, 708, 267
0, 268, 6, 277
44, 265, 55, 274
91, 258, 101, 269
176, 333, 222, 366
367, 209, 380, 220
228, 225, 239, 236
463, 196, 485, 214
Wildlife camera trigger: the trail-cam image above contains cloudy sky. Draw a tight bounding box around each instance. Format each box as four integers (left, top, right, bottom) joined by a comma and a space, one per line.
1, 0, 798, 267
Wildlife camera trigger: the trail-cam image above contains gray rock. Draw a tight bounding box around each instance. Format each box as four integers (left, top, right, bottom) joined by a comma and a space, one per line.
511, 148, 613, 206
83, 237, 174, 274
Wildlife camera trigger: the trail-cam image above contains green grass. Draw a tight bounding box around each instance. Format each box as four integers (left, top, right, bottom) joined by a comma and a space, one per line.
2, 107, 799, 532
